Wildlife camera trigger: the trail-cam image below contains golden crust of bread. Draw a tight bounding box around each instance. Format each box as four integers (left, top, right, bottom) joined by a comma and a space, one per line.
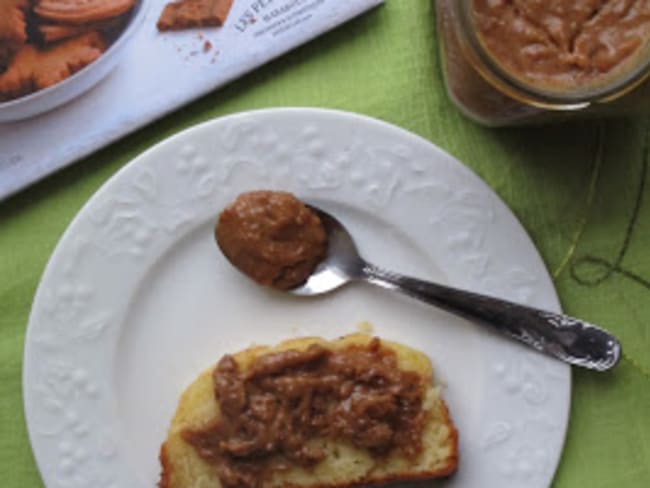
159, 333, 459, 488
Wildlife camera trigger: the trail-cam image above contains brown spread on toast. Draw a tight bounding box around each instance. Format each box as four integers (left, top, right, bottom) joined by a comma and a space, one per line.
182, 338, 429, 488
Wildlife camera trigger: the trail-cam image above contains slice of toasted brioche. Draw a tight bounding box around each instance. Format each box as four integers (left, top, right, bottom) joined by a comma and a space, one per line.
159, 333, 458, 487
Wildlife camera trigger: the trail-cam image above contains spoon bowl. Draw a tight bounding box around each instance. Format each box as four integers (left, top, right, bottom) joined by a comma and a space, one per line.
291, 206, 364, 296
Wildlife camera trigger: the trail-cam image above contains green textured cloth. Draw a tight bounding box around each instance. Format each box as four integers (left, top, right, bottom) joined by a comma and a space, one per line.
2, 1, 649, 486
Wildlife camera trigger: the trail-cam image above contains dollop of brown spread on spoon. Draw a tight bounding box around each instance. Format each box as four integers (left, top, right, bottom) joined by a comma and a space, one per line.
215, 191, 327, 290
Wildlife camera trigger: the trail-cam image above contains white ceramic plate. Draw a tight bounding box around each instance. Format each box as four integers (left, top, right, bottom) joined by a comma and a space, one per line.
23, 108, 570, 488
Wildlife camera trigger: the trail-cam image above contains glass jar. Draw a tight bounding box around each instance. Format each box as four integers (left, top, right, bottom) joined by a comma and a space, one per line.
435, 0, 650, 126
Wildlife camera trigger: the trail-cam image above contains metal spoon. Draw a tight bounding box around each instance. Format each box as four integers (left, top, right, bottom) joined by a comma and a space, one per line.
290, 205, 621, 371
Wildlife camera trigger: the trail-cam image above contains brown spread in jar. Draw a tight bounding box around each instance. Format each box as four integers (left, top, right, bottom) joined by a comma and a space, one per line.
182, 338, 428, 488
215, 191, 327, 290
472, 0, 650, 90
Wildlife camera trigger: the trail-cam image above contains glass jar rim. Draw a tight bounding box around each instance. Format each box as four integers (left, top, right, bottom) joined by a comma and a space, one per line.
455, 0, 650, 109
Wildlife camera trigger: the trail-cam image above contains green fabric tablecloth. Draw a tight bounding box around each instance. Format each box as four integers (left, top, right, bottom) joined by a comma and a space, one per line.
2, 2, 649, 486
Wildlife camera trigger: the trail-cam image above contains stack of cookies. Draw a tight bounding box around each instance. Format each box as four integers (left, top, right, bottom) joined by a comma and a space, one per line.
0, 0, 136, 102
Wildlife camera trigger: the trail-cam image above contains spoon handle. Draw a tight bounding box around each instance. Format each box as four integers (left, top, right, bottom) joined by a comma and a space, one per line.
362, 263, 621, 371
